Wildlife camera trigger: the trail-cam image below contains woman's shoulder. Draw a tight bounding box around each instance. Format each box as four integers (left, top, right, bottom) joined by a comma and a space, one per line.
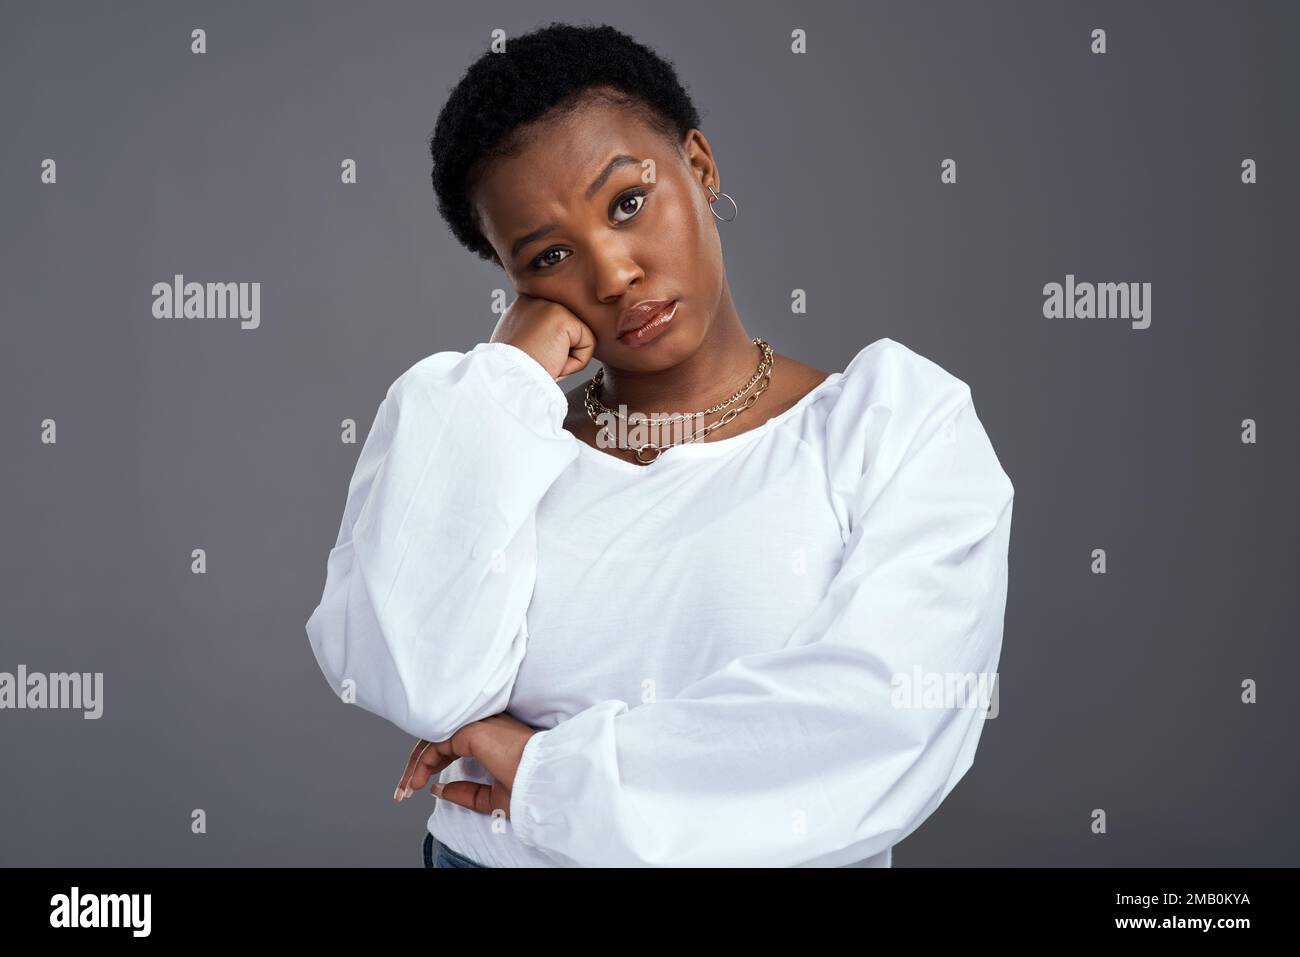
838, 336, 972, 400
820, 337, 976, 434
815, 336, 986, 492
738, 336, 978, 451
778, 336, 974, 406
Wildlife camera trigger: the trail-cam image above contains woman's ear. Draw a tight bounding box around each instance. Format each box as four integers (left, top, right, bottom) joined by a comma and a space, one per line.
681, 128, 718, 192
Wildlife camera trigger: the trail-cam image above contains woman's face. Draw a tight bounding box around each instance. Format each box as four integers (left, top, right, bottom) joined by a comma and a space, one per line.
469, 96, 725, 371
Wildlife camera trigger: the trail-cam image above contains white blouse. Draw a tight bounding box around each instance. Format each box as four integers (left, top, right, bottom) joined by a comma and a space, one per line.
305, 336, 1015, 867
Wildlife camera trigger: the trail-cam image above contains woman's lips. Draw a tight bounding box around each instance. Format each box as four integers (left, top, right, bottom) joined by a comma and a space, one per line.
618, 300, 678, 347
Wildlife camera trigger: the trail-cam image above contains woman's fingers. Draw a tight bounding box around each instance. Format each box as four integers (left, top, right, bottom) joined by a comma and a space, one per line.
554, 309, 596, 381
557, 354, 587, 378
557, 338, 595, 379
568, 317, 596, 369
436, 779, 505, 818
395, 738, 455, 800
404, 743, 456, 795
394, 739, 434, 801
395, 732, 475, 802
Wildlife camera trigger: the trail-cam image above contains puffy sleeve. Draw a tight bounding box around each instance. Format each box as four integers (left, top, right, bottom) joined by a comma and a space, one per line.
507, 339, 1015, 867
305, 341, 578, 744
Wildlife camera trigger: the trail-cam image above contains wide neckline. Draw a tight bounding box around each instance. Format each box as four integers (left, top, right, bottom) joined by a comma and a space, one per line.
572, 369, 845, 474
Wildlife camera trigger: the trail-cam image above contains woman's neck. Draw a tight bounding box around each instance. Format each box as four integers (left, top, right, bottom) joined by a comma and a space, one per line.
594, 292, 766, 415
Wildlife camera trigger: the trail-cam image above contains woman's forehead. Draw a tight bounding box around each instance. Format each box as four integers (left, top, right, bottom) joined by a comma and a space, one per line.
473, 112, 673, 238
485, 109, 663, 198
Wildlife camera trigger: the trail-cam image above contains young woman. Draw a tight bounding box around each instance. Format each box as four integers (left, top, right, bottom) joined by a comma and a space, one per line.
305, 22, 1015, 868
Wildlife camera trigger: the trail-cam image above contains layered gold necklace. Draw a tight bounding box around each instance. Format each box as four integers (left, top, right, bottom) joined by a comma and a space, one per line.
583, 337, 775, 465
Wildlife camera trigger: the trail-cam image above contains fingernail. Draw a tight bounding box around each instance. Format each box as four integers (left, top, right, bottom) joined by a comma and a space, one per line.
393, 786, 401, 802
404, 787, 413, 800
431, 783, 444, 798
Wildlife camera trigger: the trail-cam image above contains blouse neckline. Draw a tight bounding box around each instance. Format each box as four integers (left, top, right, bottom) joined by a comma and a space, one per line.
571, 368, 845, 474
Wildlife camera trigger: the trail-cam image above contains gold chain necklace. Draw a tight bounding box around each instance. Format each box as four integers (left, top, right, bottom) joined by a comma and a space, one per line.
583, 337, 775, 465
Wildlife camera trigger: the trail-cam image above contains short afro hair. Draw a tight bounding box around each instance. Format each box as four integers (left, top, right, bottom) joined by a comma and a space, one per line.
429, 22, 704, 265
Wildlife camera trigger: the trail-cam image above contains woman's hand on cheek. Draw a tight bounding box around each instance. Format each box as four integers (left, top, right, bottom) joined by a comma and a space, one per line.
490, 291, 596, 382
393, 712, 539, 820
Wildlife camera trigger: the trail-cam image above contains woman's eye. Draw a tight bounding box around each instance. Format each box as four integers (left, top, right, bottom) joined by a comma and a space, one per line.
529, 189, 647, 271
612, 188, 647, 223
530, 247, 571, 271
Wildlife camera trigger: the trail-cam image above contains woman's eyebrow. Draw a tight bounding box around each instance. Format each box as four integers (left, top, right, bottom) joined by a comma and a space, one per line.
509, 154, 644, 261
584, 154, 642, 199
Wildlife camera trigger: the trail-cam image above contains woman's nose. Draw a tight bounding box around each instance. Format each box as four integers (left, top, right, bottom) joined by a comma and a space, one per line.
592, 255, 645, 304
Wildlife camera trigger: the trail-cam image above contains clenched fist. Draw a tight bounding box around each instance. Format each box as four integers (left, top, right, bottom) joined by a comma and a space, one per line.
490, 292, 597, 382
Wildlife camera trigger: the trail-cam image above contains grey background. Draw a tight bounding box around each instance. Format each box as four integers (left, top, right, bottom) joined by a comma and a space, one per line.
1, 0, 1296, 866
